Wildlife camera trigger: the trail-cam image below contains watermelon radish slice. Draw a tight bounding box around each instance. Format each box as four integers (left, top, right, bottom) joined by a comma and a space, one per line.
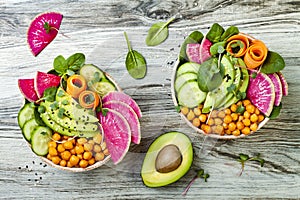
199, 38, 212, 63
27, 12, 63, 56
246, 72, 275, 116
18, 79, 39, 102
268, 73, 283, 106
35, 71, 61, 97
277, 72, 288, 96
186, 43, 201, 63
103, 101, 141, 144
98, 109, 131, 164
102, 91, 142, 118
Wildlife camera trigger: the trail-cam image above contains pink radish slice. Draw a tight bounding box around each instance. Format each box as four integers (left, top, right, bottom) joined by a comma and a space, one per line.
102, 91, 142, 118
35, 71, 61, 98
18, 79, 39, 102
27, 12, 63, 56
186, 43, 201, 63
199, 38, 212, 63
268, 73, 283, 106
277, 72, 288, 96
103, 100, 141, 144
98, 109, 131, 164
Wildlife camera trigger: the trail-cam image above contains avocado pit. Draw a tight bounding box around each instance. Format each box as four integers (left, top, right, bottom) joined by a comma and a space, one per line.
155, 144, 182, 173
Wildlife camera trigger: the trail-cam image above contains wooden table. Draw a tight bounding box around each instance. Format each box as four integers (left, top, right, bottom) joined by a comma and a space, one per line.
1, 0, 299, 199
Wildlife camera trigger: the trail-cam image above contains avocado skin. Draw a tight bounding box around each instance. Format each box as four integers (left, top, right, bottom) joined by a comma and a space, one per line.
141, 131, 193, 187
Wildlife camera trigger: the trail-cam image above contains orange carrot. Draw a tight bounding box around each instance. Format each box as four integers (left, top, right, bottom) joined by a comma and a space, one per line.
244, 40, 268, 69
66, 75, 87, 98
226, 33, 250, 57
78, 90, 100, 110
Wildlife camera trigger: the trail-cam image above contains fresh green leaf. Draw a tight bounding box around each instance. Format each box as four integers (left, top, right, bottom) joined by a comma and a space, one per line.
42, 87, 57, 102
220, 26, 239, 41
66, 69, 75, 76
237, 153, 265, 176
101, 108, 109, 116
202, 173, 209, 182
251, 72, 258, 79
269, 103, 282, 119
57, 108, 65, 119
236, 104, 245, 114
43, 22, 50, 34
38, 105, 46, 113
179, 31, 204, 62
206, 23, 225, 43
260, 51, 285, 74
124, 32, 147, 79
175, 105, 181, 113
145, 17, 175, 46
239, 153, 249, 161
50, 102, 59, 110
66, 53, 85, 71
227, 84, 237, 93
53, 55, 67, 75
236, 91, 246, 100
57, 89, 65, 97
62, 99, 69, 105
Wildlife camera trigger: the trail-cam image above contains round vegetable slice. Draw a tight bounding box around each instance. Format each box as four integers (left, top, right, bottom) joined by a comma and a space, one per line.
268, 73, 283, 106
31, 126, 52, 156
186, 43, 201, 63
18, 79, 39, 102
277, 72, 288, 96
35, 71, 61, 98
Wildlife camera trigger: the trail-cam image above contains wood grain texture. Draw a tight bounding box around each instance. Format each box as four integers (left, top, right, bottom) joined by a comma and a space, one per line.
1, 0, 300, 199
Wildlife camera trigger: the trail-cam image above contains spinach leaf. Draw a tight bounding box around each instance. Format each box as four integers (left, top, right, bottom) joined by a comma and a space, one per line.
269, 103, 282, 119
124, 32, 147, 79
66, 53, 85, 71
260, 51, 285, 74
146, 17, 175, 46
197, 57, 224, 92
54, 55, 67, 75
206, 23, 224, 43
220, 26, 239, 41
179, 31, 204, 62
210, 41, 226, 56
41, 87, 57, 102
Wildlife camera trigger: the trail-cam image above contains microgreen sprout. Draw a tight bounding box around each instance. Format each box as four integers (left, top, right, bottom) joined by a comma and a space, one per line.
175, 105, 181, 113
43, 22, 69, 38
237, 153, 265, 176
182, 169, 210, 196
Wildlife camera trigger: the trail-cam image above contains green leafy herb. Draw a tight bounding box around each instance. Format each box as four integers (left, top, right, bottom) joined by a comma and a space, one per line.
38, 105, 46, 113
179, 31, 204, 62
236, 91, 246, 100
220, 25, 239, 41
40, 87, 57, 102
40, 131, 47, 136
260, 51, 285, 74
237, 153, 265, 176
54, 55, 67, 75
66, 53, 85, 71
43, 22, 51, 34
206, 23, 225, 43
62, 99, 69, 105
182, 169, 210, 196
57, 89, 65, 97
145, 17, 175, 46
50, 102, 59, 110
236, 104, 245, 114
175, 105, 181, 113
210, 41, 226, 56
57, 108, 65, 119
53, 53, 85, 76
251, 72, 258, 79
101, 108, 109, 116
269, 103, 282, 119
227, 84, 237, 93
124, 32, 147, 79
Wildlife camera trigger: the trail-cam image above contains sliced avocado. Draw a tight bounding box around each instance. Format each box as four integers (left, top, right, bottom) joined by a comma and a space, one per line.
55, 87, 98, 122
202, 54, 235, 113
40, 112, 99, 138
141, 131, 193, 187
41, 101, 99, 132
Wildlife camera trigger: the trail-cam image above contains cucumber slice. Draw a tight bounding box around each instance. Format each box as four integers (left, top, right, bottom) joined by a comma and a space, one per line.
91, 81, 116, 97
18, 103, 35, 128
176, 62, 200, 77
178, 81, 207, 108
80, 64, 104, 83
31, 126, 52, 156
22, 118, 39, 141
175, 72, 197, 93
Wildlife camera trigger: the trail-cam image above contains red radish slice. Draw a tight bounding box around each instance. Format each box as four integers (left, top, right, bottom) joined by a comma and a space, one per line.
35, 71, 61, 98
103, 100, 141, 144
199, 38, 212, 63
98, 109, 131, 164
27, 12, 63, 56
268, 73, 283, 106
186, 43, 201, 63
277, 72, 288, 96
18, 79, 39, 102
102, 91, 142, 118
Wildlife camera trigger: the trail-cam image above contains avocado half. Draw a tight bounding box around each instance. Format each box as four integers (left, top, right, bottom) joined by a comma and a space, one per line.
141, 131, 193, 187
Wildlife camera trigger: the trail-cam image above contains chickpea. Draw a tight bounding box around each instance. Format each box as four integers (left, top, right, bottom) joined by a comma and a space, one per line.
217, 111, 226, 118
83, 152, 93, 160
237, 101, 243, 106
70, 138, 76, 145
228, 122, 236, 132
224, 115, 232, 124
67, 161, 73, 168
75, 145, 84, 155
95, 152, 105, 161
223, 122, 228, 130
199, 114, 207, 123
250, 114, 258, 122
51, 156, 61, 165
88, 140, 95, 145
63, 136, 69, 140
77, 154, 83, 160
69, 155, 80, 166
181, 107, 189, 115
236, 121, 245, 130
225, 129, 232, 135
232, 129, 241, 136
103, 149, 110, 156
246, 104, 255, 114
187, 110, 195, 121
61, 151, 71, 161
48, 141, 57, 148
100, 142, 107, 151
193, 107, 201, 116
93, 134, 102, 144
224, 108, 231, 115
201, 124, 211, 134
241, 127, 251, 135
243, 99, 251, 106
258, 114, 265, 122
231, 113, 238, 121
214, 118, 223, 126
207, 118, 214, 126
198, 104, 203, 110
230, 104, 237, 112
250, 123, 258, 131
63, 141, 74, 150
214, 125, 224, 135
88, 158, 96, 165
70, 148, 76, 155
84, 143, 93, 152
255, 108, 260, 115
211, 110, 218, 118
52, 133, 61, 141
77, 138, 87, 145
57, 144, 65, 153
79, 160, 89, 168
243, 111, 250, 119
49, 147, 58, 156
93, 145, 102, 153
242, 118, 251, 127
60, 160, 67, 167
238, 115, 244, 122
47, 154, 52, 160
192, 118, 200, 127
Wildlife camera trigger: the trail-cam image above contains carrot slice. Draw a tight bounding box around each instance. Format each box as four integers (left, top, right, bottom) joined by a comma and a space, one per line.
66, 75, 87, 98
226, 33, 250, 57
79, 90, 100, 110
244, 40, 268, 69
